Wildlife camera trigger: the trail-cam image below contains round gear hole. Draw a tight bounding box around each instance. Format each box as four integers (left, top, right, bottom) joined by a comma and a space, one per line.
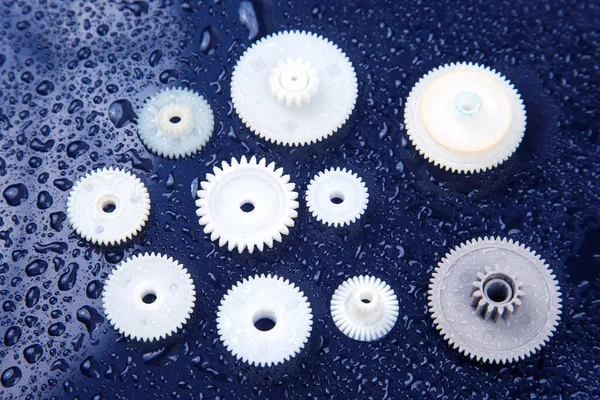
253, 310, 277, 332
455, 91, 481, 115
142, 291, 157, 304
169, 116, 181, 124
483, 277, 514, 304
329, 191, 345, 205
240, 201, 255, 213
102, 202, 116, 213
360, 291, 373, 304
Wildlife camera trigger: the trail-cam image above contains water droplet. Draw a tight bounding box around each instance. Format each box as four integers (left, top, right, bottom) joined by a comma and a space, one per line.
108, 99, 137, 128
80, 356, 101, 379
66, 140, 89, 159
25, 286, 40, 307
3, 183, 29, 206
36, 190, 53, 210
86, 280, 103, 299
4, 326, 22, 346
23, 344, 44, 364
1, 366, 22, 388
48, 322, 66, 337
77, 306, 104, 336
148, 49, 162, 67
25, 259, 48, 277
36, 80, 54, 96
58, 263, 79, 291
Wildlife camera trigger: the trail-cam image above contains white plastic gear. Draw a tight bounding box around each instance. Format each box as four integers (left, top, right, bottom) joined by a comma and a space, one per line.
102, 253, 196, 342
231, 30, 358, 146
67, 167, 150, 246
404, 62, 527, 173
269, 57, 319, 106
471, 265, 525, 321
195, 156, 299, 253
306, 167, 369, 227
217, 274, 313, 367
330, 276, 399, 342
428, 237, 562, 364
137, 87, 214, 159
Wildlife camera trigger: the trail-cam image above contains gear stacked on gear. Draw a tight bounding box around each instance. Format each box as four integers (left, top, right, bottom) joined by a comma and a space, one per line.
231, 30, 358, 146
306, 167, 369, 227
330, 276, 399, 342
67, 167, 151, 246
428, 237, 562, 364
195, 156, 299, 253
404, 62, 527, 173
102, 253, 196, 342
217, 274, 313, 367
138, 87, 214, 159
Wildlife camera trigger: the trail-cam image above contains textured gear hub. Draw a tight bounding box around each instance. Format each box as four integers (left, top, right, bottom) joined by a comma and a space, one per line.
306, 167, 369, 227
67, 167, 150, 246
137, 87, 214, 159
217, 274, 313, 367
231, 30, 358, 146
195, 156, 299, 253
330, 276, 399, 342
404, 62, 527, 173
428, 237, 562, 364
102, 253, 196, 342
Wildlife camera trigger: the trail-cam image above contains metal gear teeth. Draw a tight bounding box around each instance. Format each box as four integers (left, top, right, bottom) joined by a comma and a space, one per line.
231, 30, 358, 146
102, 252, 196, 342
330, 275, 399, 341
404, 62, 527, 173
195, 156, 299, 253
67, 167, 150, 246
428, 237, 562, 364
306, 167, 369, 227
217, 274, 313, 367
138, 87, 214, 159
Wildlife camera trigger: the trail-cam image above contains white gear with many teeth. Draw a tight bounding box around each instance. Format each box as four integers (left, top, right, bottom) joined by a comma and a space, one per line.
217, 274, 313, 367
102, 253, 196, 342
306, 167, 369, 227
404, 62, 527, 173
67, 167, 150, 246
330, 276, 399, 342
195, 156, 299, 253
428, 237, 562, 364
138, 87, 214, 159
231, 30, 358, 146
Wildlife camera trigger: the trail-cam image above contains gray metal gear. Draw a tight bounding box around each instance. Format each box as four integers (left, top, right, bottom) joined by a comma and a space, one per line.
428, 237, 562, 364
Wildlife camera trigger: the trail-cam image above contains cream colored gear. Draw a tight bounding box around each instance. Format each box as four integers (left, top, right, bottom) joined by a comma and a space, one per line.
102, 253, 196, 342
67, 167, 150, 246
404, 62, 527, 173
306, 167, 369, 227
217, 274, 313, 367
269, 57, 319, 106
195, 156, 299, 253
330, 276, 399, 342
428, 237, 562, 364
137, 87, 214, 159
231, 30, 358, 146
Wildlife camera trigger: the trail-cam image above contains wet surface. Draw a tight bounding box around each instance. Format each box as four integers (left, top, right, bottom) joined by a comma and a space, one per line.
0, 0, 599, 398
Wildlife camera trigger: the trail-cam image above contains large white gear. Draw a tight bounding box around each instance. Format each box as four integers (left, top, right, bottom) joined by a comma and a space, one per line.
195, 156, 299, 253
137, 87, 214, 159
231, 30, 358, 146
217, 274, 313, 367
67, 167, 151, 246
102, 253, 196, 342
428, 237, 562, 364
330, 276, 399, 342
306, 167, 369, 227
404, 62, 527, 173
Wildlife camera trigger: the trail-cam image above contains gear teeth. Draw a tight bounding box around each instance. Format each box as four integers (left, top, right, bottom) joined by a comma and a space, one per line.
196, 156, 299, 253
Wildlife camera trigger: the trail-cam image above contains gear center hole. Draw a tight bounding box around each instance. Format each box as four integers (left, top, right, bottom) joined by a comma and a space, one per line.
253, 310, 277, 332
141, 290, 157, 304
456, 91, 481, 115
98, 195, 119, 215
240, 201, 255, 213
329, 190, 345, 205
483, 277, 514, 304
360, 291, 373, 304
169, 116, 181, 124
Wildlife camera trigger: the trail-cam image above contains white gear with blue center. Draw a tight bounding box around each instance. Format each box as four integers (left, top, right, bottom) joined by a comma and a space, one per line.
195, 156, 299, 253
102, 253, 196, 342
404, 62, 527, 173
67, 167, 150, 246
138, 87, 214, 159
331, 276, 399, 342
428, 237, 562, 364
231, 30, 358, 146
306, 167, 369, 227
217, 274, 313, 367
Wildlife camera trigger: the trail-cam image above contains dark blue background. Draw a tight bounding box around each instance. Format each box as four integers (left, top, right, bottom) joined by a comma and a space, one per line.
0, 0, 599, 398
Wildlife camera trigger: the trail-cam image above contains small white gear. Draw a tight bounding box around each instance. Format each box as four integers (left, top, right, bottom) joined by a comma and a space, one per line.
195, 156, 299, 253
67, 167, 150, 246
404, 62, 527, 173
306, 167, 369, 227
330, 276, 399, 342
217, 274, 313, 367
428, 237, 562, 364
102, 253, 196, 342
269, 57, 319, 106
137, 87, 214, 159
231, 30, 358, 146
